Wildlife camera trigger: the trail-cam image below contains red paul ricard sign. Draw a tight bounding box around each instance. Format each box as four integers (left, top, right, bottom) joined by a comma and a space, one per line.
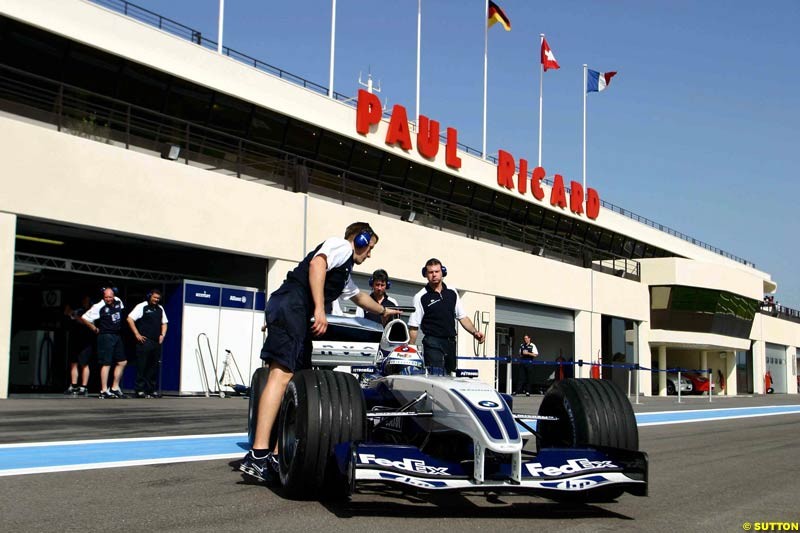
355, 89, 600, 220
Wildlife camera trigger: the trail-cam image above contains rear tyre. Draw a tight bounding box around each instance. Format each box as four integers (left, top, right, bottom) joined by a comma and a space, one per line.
278, 370, 366, 499
667, 379, 676, 396
536, 378, 638, 502
537, 378, 638, 451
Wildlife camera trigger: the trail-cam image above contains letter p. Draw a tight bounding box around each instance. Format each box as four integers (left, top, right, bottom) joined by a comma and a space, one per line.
356, 89, 382, 135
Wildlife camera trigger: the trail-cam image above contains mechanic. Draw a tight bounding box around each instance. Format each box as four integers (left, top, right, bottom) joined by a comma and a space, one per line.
240, 222, 402, 483
63, 295, 94, 397
355, 269, 398, 324
82, 286, 127, 399
408, 258, 485, 374
515, 334, 539, 396
126, 289, 169, 398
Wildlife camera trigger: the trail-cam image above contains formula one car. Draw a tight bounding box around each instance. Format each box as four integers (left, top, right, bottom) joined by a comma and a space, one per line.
248, 316, 647, 502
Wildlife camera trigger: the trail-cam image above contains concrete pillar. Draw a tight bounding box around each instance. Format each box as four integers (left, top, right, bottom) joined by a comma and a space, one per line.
636, 320, 651, 396
658, 345, 667, 397
752, 338, 765, 394
574, 310, 592, 379
458, 291, 496, 387
700, 351, 708, 378
0, 213, 16, 399
724, 351, 737, 396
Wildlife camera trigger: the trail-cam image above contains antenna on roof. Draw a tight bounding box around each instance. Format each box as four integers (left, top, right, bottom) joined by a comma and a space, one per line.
358, 68, 387, 111
358, 67, 381, 94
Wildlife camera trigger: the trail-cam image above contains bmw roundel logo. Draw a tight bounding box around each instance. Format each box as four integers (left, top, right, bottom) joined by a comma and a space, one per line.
478, 400, 499, 408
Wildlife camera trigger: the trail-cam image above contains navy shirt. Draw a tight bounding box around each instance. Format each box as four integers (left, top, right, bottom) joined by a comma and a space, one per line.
409, 283, 466, 338
84, 298, 125, 334
283, 240, 356, 314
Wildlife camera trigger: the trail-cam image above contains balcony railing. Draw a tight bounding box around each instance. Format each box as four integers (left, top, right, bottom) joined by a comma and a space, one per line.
0, 63, 640, 280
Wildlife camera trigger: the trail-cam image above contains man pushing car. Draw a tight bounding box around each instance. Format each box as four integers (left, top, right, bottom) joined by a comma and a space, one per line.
240, 222, 401, 483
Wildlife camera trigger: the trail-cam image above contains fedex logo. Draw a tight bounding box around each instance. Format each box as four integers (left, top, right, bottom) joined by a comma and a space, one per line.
525, 458, 617, 477
359, 454, 450, 475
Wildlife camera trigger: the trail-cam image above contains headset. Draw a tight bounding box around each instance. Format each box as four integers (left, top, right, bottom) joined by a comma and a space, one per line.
369, 269, 391, 289
101, 285, 118, 296
353, 226, 374, 249
421, 259, 447, 278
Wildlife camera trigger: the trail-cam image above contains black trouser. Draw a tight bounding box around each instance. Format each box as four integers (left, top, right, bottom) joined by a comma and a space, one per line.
135, 339, 161, 394
422, 336, 457, 374
513, 360, 536, 393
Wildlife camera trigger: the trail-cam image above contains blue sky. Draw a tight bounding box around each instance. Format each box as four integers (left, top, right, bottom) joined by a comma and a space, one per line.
137, 0, 800, 307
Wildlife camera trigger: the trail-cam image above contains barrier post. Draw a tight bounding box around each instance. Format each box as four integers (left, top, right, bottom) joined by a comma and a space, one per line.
627, 364, 632, 399
634, 363, 641, 405
677, 369, 682, 404
577, 359, 583, 379
708, 367, 713, 404
505, 358, 513, 394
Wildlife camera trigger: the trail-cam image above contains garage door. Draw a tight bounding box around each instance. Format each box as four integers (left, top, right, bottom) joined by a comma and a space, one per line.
766, 343, 787, 393
495, 298, 574, 332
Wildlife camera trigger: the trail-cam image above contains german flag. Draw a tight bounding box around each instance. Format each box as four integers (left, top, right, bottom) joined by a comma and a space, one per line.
488, 1, 511, 31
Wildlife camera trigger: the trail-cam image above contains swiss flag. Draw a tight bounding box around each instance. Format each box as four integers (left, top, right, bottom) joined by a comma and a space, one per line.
541, 37, 560, 71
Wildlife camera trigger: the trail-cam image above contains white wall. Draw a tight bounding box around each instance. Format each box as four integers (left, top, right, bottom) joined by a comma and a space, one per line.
0, 212, 15, 399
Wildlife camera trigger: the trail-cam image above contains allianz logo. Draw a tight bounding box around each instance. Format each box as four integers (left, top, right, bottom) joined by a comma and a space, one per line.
526, 458, 617, 477
229, 295, 247, 303
359, 454, 450, 475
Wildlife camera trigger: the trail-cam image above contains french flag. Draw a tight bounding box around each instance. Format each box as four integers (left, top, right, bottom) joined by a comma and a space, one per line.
587, 69, 617, 92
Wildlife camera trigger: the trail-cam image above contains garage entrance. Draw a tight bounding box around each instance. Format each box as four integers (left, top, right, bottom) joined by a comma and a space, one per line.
9, 218, 268, 394
495, 298, 575, 393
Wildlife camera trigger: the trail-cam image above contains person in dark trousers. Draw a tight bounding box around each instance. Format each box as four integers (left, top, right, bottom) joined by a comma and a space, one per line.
127, 289, 169, 398
515, 334, 539, 396
240, 222, 401, 483
355, 269, 398, 324
82, 287, 127, 399
63, 295, 94, 397
408, 258, 485, 374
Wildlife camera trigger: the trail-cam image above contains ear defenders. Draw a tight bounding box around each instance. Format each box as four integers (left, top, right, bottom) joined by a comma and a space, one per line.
354, 228, 373, 249
369, 270, 392, 289
421, 260, 447, 278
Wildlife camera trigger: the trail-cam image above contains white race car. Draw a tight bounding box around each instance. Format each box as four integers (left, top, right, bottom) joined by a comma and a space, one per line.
248, 317, 647, 502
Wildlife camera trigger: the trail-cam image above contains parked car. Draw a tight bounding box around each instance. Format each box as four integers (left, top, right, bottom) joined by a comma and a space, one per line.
683, 373, 715, 394
652, 373, 693, 395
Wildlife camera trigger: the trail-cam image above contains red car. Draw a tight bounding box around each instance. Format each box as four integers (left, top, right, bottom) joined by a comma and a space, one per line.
684, 373, 715, 394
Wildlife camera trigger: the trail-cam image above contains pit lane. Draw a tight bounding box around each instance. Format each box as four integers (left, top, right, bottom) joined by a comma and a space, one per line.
1, 394, 798, 532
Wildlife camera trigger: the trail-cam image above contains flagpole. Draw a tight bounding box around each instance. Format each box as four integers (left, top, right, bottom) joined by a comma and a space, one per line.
538, 33, 544, 167
482, 0, 488, 160
416, 0, 421, 126
582, 63, 587, 194
217, 0, 224, 54
328, 0, 337, 98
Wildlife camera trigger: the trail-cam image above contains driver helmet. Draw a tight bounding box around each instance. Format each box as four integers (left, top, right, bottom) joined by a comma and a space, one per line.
380, 345, 424, 376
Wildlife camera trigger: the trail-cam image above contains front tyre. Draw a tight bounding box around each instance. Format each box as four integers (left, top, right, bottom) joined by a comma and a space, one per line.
278, 370, 366, 499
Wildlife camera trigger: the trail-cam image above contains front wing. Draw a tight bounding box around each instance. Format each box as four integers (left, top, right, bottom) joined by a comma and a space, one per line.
340, 443, 648, 498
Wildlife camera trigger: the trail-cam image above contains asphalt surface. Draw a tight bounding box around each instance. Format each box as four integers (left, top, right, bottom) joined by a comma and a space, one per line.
1, 392, 799, 532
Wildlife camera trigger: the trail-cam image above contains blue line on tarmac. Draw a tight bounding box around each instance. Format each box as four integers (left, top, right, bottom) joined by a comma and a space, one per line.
2, 405, 799, 476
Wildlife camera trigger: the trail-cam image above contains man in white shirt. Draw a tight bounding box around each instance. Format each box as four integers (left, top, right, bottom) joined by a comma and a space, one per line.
241, 222, 401, 483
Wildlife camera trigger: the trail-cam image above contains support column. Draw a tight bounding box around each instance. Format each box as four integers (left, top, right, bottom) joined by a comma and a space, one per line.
574, 310, 596, 379
724, 351, 736, 396
636, 320, 651, 396
0, 213, 16, 399
752, 338, 765, 394
658, 345, 667, 397
458, 291, 496, 386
